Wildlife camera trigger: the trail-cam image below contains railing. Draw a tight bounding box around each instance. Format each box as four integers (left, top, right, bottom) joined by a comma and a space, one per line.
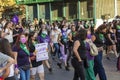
16, 0, 63, 4
48, 18, 94, 22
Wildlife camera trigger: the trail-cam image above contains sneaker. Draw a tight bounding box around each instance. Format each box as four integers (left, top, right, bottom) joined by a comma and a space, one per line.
57, 63, 62, 69
48, 68, 52, 73
65, 66, 70, 71
106, 57, 110, 60
67, 63, 70, 67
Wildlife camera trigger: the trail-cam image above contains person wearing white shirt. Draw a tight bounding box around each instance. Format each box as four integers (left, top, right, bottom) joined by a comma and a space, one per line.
4, 21, 13, 45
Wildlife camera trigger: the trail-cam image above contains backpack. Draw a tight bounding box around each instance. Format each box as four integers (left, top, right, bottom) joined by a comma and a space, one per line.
86, 39, 98, 56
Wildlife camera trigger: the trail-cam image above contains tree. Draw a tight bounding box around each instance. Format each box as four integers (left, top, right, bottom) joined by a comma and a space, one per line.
0, 0, 25, 19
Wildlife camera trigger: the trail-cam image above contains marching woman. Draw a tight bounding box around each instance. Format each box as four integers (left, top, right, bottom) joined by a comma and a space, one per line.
105, 23, 118, 59
71, 29, 87, 80
85, 30, 96, 80
114, 20, 120, 71
58, 24, 70, 71
0, 38, 16, 80
93, 24, 107, 80
67, 25, 77, 67
3, 21, 14, 45
28, 31, 45, 80
50, 23, 62, 68
37, 24, 52, 72
13, 33, 31, 80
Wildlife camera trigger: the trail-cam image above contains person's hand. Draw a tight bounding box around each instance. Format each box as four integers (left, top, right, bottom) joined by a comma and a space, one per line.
15, 68, 19, 74
60, 44, 64, 47
115, 40, 117, 43
98, 47, 103, 51
30, 64, 32, 68
112, 40, 115, 44
50, 43, 53, 47
78, 60, 83, 65
7, 32, 10, 35
0, 68, 3, 73
78, 59, 82, 62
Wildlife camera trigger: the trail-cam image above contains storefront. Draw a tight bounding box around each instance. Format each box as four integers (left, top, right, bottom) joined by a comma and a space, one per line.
16, 0, 118, 22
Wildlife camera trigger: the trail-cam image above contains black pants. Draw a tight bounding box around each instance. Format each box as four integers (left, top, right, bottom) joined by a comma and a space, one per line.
71, 58, 86, 80
116, 40, 120, 53
117, 55, 120, 70
5, 76, 16, 80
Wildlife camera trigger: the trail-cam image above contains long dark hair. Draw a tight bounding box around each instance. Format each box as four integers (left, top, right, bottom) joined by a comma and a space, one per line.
3, 21, 12, 31
14, 33, 28, 49
28, 31, 36, 53
0, 31, 2, 38
28, 31, 35, 42
77, 29, 87, 41
0, 38, 13, 58
38, 24, 47, 36
28, 31, 37, 45
96, 24, 106, 33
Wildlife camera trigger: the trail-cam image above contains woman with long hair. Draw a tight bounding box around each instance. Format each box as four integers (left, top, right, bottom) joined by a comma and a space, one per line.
71, 29, 87, 80
37, 24, 52, 72
67, 25, 77, 67
28, 31, 45, 80
93, 24, 107, 80
105, 23, 118, 59
12, 33, 31, 80
85, 30, 96, 80
0, 38, 18, 80
3, 21, 13, 45
58, 24, 70, 71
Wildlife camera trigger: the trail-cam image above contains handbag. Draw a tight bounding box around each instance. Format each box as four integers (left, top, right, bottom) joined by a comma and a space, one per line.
87, 40, 98, 56
20, 65, 30, 70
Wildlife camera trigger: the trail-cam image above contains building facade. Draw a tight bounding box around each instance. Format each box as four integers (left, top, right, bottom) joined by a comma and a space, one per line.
16, 0, 120, 22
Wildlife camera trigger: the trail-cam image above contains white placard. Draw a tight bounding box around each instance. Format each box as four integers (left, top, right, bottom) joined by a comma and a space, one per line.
35, 43, 49, 62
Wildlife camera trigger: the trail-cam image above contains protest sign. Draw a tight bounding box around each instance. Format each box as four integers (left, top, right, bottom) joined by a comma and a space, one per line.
35, 43, 49, 62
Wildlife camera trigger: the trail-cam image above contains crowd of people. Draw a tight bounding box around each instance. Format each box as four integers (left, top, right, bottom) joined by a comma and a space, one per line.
0, 15, 120, 80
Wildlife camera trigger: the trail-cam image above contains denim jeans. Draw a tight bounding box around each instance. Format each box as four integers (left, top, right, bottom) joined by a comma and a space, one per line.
53, 43, 61, 58
94, 51, 107, 80
19, 68, 30, 80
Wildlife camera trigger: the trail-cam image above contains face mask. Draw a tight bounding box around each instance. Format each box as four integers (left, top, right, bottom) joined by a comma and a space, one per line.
20, 37, 27, 44
30, 28, 35, 31
62, 28, 67, 31
87, 34, 91, 39
91, 21, 94, 24
42, 31, 47, 35
55, 26, 58, 30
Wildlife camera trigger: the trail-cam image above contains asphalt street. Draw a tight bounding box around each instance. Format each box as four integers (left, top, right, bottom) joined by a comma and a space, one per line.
36, 52, 120, 80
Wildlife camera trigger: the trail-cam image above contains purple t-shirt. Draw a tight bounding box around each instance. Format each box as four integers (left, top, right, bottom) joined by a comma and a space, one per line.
37, 35, 50, 43
12, 45, 30, 67
86, 42, 94, 60
19, 28, 23, 33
